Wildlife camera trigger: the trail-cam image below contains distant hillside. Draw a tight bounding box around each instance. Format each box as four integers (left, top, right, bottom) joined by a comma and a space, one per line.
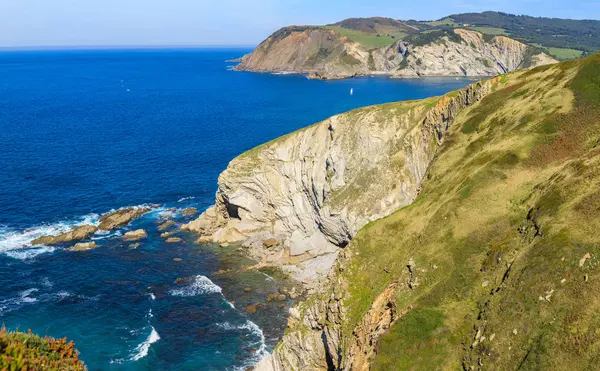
235, 25, 555, 79
445, 11, 600, 56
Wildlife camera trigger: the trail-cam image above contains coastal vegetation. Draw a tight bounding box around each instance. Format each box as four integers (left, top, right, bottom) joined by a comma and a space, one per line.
0, 327, 85, 370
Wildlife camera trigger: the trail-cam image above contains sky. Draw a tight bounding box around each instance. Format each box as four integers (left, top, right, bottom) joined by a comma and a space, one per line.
1, 0, 599, 47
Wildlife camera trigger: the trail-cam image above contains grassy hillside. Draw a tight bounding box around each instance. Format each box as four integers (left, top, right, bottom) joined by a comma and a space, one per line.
319, 13, 597, 60
0, 327, 86, 370
446, 11, 600, 54
333, 53, 600, 369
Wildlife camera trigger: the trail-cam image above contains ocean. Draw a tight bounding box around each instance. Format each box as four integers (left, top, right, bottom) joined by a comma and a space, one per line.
0, 48, 473, 370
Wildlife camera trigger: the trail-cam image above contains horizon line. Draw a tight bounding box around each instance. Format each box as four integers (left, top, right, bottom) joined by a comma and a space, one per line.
0, 44, 256, 52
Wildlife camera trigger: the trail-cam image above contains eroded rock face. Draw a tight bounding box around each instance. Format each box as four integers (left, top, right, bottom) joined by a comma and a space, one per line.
236, 28, 556, 79
98, 207, 151, 231
31, 225, 98, 246
184, 80, 494, 284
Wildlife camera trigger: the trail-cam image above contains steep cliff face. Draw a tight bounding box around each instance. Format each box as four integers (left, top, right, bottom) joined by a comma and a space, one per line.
236, 27, 556, 79
184, 80, 494, 284
256, 55, 600, 370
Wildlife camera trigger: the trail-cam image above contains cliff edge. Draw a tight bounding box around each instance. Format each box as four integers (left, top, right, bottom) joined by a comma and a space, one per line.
184, 80, 494, 284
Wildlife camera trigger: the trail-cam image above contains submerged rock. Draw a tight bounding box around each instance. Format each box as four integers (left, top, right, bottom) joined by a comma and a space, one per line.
158, 220, 177, 231
122, 229, 148, 241
67, 241, 98, 251
99, 207, 151, 231
165, 237, 183, 243
246, 303, 261, 314
182, 207, 198, 217
32, 225, 98, 246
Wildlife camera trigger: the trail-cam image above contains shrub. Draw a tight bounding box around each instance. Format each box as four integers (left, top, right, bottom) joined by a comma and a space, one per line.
0, 327, 86, 370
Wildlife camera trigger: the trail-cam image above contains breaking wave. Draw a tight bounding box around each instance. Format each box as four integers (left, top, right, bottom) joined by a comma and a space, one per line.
168, 275, 222, 297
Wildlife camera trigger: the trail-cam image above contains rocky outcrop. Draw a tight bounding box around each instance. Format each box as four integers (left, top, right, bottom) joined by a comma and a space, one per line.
66, 242, 99, 252
236, 27, 556, 79
31, 225, 98, 246
122, 229, 148, 241
31, 206, 152, 246
184, 79, 495, 284
98, 207, 151, 231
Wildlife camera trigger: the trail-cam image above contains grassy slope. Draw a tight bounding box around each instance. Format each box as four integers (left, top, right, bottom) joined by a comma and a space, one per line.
323, 26, 401, 49
334, 54, 600, 369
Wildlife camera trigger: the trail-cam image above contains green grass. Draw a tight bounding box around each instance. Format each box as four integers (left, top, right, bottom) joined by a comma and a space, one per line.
423, 17, 459, 27
466, 26, 508, 36
372, 308, 447, 370
324, 26, 400, 49
532, 44, 584, 60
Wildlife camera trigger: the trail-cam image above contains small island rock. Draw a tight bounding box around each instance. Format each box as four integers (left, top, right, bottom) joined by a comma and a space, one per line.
122, 229, 148, 241
99, 207, 151, 231
32, 225, 98, 246
165, 237, 183, 243
67, 242, 98, 251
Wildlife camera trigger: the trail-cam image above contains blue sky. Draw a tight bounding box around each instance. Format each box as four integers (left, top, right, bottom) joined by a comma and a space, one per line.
1, 0, 599, 47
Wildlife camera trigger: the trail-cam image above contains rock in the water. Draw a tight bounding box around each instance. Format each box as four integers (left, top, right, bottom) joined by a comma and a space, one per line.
99, 207, 151, 231
220, 242, 230, 248
160, 231, 175, 238
32, 225, 98, 246
67, 242, 98, 251
158, 220, 177, 231
277, 294, 287, 301
165, 237, 183, 243
129, 243, 140, 249
122, 229, 148, 241
173, 258, 183, 262
244, 287, 253, 292
182, 207, 198, 217
246, 303, 260, 314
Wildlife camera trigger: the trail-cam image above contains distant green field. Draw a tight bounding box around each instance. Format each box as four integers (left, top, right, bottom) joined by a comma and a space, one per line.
424, 17, 458, 27
324, 26, 400, 49
466, 26, 508, 35
531, 43, 584, 60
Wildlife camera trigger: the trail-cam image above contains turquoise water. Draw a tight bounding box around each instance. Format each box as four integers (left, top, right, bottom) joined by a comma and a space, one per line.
0, 48, 473, 370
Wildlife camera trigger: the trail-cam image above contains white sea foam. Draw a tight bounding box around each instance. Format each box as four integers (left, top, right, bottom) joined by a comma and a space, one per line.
217, 319, 268, 362
4, 246, 56, 260
168, 275, 222, 297
130, 327, 160, 361
0, 202, 159, 259
0, 288, 39, 314
0, 213, 100, 257
149, 293, 156, 300
177, 196, 195, 203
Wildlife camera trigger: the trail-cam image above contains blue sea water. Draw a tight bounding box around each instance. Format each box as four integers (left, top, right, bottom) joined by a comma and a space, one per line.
0, 48, 473, 370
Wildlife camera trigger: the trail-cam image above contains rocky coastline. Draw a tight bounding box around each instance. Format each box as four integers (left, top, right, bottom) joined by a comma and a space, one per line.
235, 28, 556, 80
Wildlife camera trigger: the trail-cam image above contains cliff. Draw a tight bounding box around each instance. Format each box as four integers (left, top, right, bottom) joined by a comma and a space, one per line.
236, 27, 556, 79
253, 55, 600, 370
184, 79, 494, 284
